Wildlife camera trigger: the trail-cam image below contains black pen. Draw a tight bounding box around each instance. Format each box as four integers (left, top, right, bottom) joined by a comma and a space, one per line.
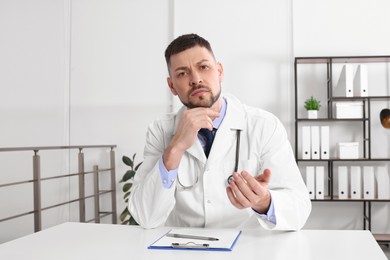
166, 233, 219, 241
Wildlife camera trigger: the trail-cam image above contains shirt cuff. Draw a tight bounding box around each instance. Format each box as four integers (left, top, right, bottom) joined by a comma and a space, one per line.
158, 156, 178, 189
253, 192, 277, 225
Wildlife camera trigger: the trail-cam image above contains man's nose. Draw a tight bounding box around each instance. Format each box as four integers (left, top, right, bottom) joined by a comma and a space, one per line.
190, 72, 202, 86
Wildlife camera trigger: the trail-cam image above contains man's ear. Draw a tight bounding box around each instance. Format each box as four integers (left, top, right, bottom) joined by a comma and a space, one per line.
217, 62, 224, 83
167, 77, 178, 95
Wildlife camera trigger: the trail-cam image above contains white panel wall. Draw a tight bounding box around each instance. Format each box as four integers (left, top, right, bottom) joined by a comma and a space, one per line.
293, 0, 390, 56
68, 0, 172, 223
0, 0, 69, 147
0, 0, 70, 242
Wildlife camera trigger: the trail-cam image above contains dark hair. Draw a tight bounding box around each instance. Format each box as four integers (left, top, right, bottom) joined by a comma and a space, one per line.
164, 33, 214, 67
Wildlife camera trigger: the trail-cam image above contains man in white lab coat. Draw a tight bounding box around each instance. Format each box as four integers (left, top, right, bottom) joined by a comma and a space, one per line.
128, 34, 311, 230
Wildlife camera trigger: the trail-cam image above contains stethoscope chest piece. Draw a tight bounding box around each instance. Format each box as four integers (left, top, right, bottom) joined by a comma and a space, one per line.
227, 174, 234, 185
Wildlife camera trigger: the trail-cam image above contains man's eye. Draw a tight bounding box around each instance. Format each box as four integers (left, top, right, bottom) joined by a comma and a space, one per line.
177, 72, 187, 77
200, 65, 209, 70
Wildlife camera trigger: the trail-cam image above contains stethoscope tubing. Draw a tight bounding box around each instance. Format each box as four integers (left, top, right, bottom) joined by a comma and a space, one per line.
227, 129, 241, 185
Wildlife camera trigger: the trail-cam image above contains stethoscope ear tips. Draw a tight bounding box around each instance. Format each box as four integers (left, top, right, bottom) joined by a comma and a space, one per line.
380, 108, 390, 129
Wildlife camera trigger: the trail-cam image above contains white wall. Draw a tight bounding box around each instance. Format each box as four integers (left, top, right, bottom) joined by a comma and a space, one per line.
0, 0, 71, 242
0, 0, 390, 242
172, 0, 293, 126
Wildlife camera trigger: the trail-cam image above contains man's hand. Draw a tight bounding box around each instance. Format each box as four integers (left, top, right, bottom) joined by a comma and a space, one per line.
163, 108, 220, 170
226, 169, 271, 214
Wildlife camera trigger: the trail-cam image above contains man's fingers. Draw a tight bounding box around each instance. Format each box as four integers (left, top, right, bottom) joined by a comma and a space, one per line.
241, 171, 263, 196
183, 107, 220, 130
255, 168, 271, 183
229, 173, 256, 207
226, 186, 245, 209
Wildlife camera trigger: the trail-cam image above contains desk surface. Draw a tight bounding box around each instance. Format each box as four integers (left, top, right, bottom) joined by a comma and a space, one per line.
0, 222, 386, 260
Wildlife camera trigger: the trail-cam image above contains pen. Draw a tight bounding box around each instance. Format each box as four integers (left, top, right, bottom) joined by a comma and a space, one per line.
171, 242, 209, 248
166, 233, 219, 241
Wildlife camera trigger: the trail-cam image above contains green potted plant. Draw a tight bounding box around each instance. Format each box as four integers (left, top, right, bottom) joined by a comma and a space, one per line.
119, 153, 142, 225
304, 96, 321, 119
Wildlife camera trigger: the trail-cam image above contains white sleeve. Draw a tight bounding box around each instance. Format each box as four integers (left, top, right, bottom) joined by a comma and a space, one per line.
128, 122, 176, 229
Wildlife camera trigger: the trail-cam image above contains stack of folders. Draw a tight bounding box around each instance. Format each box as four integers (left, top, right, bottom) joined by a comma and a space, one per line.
337, 166, 390, 199
334, 64, 368, 97
302, 126, 329, 160
306, 166, 325, 200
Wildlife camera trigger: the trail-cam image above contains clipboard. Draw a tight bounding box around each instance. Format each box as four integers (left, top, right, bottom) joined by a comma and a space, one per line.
148, 228, 242, 251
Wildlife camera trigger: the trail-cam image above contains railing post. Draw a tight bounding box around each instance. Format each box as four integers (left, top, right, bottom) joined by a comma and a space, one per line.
78, 149, 86, 222
33, 150, 42, 232
110, 148, 117, 224
93, 165, 100, 223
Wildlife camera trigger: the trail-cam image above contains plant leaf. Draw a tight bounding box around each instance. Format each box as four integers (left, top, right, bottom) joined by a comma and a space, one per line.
134, 162, 143, 171
129, 216, 139, 225
119, 208, 129, 222
121, 170, 136, 182
122, 155, 133, 167
123, 183, 133, 192
123, 192, 130, 200
132, 153, 136, 161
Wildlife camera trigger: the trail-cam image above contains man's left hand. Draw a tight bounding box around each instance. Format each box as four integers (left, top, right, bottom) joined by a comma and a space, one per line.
226, 169, 271, 214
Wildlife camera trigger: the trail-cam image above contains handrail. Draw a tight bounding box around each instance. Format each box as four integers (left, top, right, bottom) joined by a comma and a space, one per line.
0, 145, 115, 152
0, 145, 117, 233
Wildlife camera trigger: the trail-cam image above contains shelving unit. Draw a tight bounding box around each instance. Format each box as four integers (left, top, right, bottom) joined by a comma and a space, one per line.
294, 55, 390, 244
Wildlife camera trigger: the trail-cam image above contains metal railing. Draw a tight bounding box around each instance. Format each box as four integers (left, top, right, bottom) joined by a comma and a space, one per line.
0, 145, 117, 232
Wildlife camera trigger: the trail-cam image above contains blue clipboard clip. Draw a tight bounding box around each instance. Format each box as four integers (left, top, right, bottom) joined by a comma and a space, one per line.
171, 242, 209, 249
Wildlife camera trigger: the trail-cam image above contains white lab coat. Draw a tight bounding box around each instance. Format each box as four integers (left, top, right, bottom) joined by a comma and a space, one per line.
128, 94, 311, 230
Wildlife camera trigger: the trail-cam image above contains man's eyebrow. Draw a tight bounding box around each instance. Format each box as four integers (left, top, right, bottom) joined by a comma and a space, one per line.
196, 59, 210, 65
173, 59, 211, 72
174, 66, 188, 72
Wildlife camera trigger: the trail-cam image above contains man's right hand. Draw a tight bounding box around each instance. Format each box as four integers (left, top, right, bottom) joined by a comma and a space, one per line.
162, 108, 220, 170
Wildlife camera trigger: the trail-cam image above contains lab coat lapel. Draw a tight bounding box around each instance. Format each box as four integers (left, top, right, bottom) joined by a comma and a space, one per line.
208, 95, 245, 162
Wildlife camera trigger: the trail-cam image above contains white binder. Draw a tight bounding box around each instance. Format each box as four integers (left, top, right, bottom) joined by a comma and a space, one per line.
350, 166, 361, 199
306, 166, 315, 199
376, 166, 390, 199
363, 166, 375, 199
338, 166, 349, 199
311, 126, 320, 160
315, 166, 325, 199
320, 126, 330, 159
302, 126, 311, 159
353, 64, 368, 97
334, 64, 354, 97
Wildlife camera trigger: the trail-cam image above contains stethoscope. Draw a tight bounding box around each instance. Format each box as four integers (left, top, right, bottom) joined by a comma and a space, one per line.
176, 129, 241, 190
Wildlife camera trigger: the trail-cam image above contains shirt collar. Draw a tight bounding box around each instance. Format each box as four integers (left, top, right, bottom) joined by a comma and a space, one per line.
213, 98, 227, 129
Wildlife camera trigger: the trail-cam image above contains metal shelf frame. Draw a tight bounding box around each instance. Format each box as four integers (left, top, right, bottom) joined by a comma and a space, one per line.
294, 55, 390, 243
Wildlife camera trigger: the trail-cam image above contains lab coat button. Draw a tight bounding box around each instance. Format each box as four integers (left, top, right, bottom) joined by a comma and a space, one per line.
207, 199, 212, 204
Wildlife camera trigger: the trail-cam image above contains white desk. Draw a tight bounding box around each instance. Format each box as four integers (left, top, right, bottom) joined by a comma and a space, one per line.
0, 222, 386, 260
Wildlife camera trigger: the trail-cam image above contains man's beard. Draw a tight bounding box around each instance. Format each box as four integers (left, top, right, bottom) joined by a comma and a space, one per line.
180, 85, 221, 109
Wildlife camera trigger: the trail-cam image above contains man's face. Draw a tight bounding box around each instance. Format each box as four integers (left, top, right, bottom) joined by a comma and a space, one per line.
167, 46, 224, 109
